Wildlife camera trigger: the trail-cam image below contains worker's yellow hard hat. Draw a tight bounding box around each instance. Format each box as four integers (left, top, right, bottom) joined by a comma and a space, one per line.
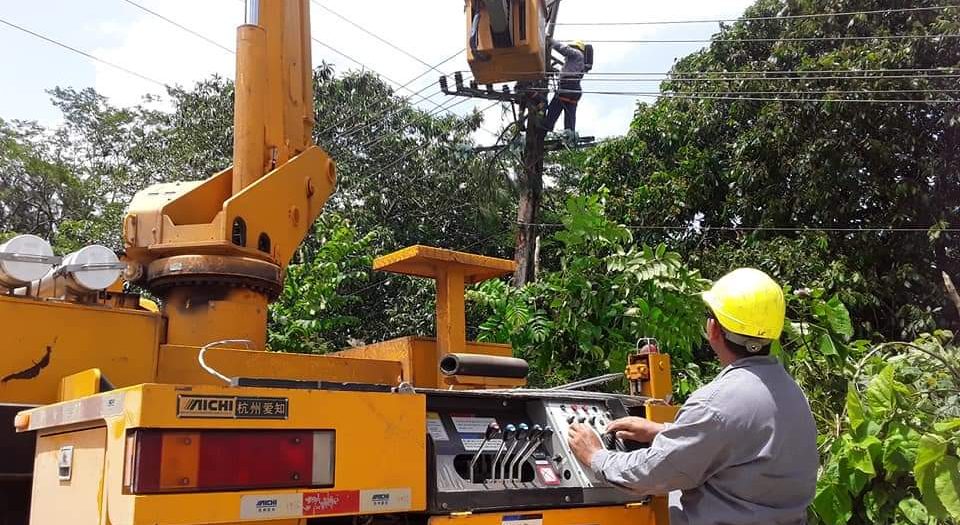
702, 268, 785, 340
572, 40, 587, 51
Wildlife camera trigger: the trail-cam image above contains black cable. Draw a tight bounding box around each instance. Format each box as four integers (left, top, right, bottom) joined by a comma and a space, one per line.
120, 0, 234, 54
555, 5, 960, 26
0, 16, 166, 87
568, 34, 960, 44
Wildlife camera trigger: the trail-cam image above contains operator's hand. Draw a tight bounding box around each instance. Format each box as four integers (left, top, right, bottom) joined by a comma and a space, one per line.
567, 423, 602, 467
605, 417, 665, 443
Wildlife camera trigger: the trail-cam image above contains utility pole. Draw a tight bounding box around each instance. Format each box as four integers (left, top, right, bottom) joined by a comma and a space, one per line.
441, 0, 564, 287
513, 88, 546, 286
513, 0, 561, 286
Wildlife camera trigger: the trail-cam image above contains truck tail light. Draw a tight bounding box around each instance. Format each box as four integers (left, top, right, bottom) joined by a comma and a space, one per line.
124, 429, 334, 494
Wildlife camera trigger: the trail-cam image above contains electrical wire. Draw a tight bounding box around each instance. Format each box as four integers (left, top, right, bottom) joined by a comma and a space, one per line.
0, 16, 167, 87
575, 73, 960, 83
120, 0, 234, 54
311, 0, 445, 74
520, 222, 960, 233
358, 96, 477, 155
541, 87, 960, 95
555, 5, 959, 26
521, 87, 959, 104
500, 67, 960, 79
319, 49, 465, 136
566, 34, 960, 44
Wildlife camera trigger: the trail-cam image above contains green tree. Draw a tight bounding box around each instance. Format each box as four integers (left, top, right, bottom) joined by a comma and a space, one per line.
577, 0, 960, 338
469, 192, 710, 389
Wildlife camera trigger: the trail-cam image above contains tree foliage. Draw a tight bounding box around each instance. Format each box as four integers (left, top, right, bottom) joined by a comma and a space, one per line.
469, 193, 711, 390
575, 0, 960, 338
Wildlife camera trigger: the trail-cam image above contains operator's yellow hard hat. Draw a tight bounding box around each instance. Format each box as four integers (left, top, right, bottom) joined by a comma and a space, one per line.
572, 40, 587, 51
702, 268, 785, 340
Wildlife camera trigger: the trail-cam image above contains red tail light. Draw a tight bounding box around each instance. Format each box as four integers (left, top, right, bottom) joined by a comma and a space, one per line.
124, 429, 335, 494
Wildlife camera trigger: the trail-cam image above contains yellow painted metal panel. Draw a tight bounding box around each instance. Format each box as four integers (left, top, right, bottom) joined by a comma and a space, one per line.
437, 267, 467, 355
224, 146, 336, 269
27, 384, 427, 525
428, 504, 658, 525
333, 337, 514, 388
0, 296, 162, 405
465, 0, 547, 85
156, 345, 404, 386
29, 426, 107, 524
59, 369, 104, 402
374, 245, 515, 284
23, 384, 426, 523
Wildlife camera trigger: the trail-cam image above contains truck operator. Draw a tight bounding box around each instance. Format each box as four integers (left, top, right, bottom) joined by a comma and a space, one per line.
567, 268, 818, 525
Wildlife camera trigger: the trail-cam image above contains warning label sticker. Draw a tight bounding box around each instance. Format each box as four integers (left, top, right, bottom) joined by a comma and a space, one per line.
302, 490, 360, 516
451, 416, 497, 434
360, 488, 413, 513
177, 395, 288, 420
502, 514, 544, 525
535, 461, 561, 486
239, 494, 301, 520
427, 412, 450, 441
239, 489, 410, 521
461, 437, 503, 452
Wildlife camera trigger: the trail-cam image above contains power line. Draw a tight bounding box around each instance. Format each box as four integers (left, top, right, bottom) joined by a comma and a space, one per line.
522, 87, 960, 104
567, 34, 960, 44
319, 49, 464, 136
310, 37, 447, 112
0, 16, 166, 87
548, 87, 960, 95
556, 5, 959, 27
521, 222, 960, 234
120, 0, 234, 54
521, 67, 960, 77
576, 74, 960, 83
358, 95, 476, 154
311, 0, 444, 74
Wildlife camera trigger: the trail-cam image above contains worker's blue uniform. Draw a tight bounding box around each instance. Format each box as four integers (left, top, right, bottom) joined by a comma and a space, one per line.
545, 42, 585, 132
590, 356, 819, 525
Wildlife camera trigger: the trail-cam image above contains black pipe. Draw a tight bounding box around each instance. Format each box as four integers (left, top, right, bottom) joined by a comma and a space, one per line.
439, 353, 529, 379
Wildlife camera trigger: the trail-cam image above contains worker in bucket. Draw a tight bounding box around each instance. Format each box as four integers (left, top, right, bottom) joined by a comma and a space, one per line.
567, 268, 818, 525
544, 39, 590, 135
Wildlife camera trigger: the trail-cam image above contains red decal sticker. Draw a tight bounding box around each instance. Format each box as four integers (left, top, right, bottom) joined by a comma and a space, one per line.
536, 463, 561, 486
302, 490, 360, 516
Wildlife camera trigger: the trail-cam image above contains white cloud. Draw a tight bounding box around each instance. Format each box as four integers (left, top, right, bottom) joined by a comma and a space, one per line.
92, 0, 240, 108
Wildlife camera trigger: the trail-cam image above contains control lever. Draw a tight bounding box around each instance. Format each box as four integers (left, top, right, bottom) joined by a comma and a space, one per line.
490, 424, 516, 482
469, 422, 501, 483
497, 423, 527, 480
512, 425, 550, 481
507, 424, 541, 481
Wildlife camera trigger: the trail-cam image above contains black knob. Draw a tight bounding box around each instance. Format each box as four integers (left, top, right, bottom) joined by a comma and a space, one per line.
560, 404, 567, 411
601, 432, 616, 449
503, 424, 517, 440
577, 416, 586, 424
566, 415, 575, 424
529, 424, 543, 440
485, 422, 501, 440
541, 426, 554, 440
516, 423, 530, 440
589, 416, 596, 425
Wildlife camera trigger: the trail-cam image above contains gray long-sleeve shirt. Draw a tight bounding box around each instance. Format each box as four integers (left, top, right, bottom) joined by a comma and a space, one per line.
590, 356, 818, 525
552, 41, 585, 80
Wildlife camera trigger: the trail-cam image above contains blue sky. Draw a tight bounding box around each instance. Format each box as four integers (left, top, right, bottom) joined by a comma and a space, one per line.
0, 0, 756, 141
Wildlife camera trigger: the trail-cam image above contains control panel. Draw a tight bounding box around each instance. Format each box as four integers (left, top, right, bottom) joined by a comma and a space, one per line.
424, 390, 647, 513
